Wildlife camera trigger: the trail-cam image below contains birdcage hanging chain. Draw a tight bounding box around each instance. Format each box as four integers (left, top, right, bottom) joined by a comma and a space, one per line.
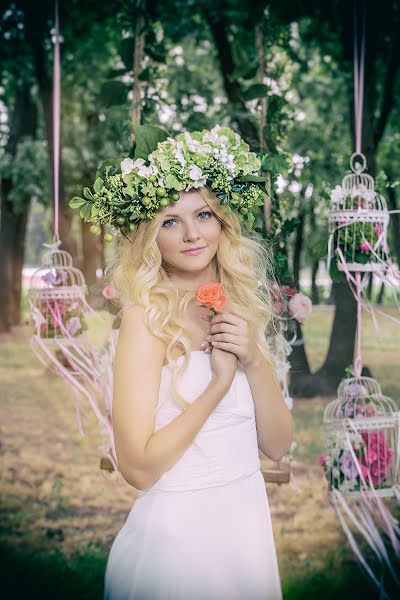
353, 0, 366, 157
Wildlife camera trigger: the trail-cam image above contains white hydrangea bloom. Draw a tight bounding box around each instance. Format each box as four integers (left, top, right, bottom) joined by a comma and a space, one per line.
121, 158, 134, 174
188, 164, 203, 180
202, 128, 228, 145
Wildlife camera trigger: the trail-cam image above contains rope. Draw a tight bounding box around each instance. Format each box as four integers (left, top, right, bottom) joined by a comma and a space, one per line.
52, 0, 61, 242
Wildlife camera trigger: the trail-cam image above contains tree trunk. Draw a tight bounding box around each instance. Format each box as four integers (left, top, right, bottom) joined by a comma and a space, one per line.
11, 209, 30, 326
377, 282, 385, 305
0, 84, 37, 332
290, 279, 358, 397
387, 186, 400, 266
81, 220, 101, 302
311, 260, 320, 305
293, 212, 304, 291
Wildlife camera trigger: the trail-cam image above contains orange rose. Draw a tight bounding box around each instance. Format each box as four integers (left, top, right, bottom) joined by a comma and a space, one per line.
196, 282, 227, 314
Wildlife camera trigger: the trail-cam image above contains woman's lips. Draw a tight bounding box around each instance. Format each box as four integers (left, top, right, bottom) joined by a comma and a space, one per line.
182, 246, 206, 255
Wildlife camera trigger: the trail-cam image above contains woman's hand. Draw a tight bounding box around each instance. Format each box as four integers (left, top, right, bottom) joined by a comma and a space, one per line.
201, 311, 260, 369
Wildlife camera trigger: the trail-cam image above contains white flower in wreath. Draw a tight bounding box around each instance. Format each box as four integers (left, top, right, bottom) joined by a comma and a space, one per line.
202, 129, 228, 145
175, 152, 186, 166
188, 164, 204, 181
121, 158, 134, 174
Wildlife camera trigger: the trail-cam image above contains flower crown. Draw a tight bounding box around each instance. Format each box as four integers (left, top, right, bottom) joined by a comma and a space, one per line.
69, 125, 268, 241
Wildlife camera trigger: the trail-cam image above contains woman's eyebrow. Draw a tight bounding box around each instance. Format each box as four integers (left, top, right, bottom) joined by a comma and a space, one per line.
164, 204, 209, 218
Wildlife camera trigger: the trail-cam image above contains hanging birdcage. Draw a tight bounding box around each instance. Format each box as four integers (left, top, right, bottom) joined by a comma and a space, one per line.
28, 241, 89, 344
328, 153, 391, 275
28, 241, 119, 472
322, 375, 400, 499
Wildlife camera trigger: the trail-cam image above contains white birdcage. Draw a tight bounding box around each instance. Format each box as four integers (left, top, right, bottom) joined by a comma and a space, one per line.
266, 332, 293, 411
328, 153, 391, 274
323, 375, 400, 500
28, 241, 89, 344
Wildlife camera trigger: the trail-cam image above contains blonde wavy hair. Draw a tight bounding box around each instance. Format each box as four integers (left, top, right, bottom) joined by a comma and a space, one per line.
109, 184, 279, 412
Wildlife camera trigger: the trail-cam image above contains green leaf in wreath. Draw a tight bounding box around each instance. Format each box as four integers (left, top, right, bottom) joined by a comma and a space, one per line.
91, 205, 100, 217
247, 212, 255, 228
93, 177, 104, 194
132, 125, 170, 161
236, 174, 267, 183
83, 187, 94, 200
69, 197, 86, 209
80, 204, 93, 221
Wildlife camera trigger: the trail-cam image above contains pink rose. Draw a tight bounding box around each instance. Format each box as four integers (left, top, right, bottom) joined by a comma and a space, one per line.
102, 282, 117, 300
374, 225, 383, 236
319, 452, 326, 467
288, 293, 312, 324
360, 241, 371, 252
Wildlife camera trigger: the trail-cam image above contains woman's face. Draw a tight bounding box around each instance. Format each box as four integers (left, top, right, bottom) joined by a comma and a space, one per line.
155, 189, 222, 277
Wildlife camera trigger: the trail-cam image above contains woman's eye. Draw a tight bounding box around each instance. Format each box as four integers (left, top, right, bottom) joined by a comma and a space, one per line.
162, 210, 213, 228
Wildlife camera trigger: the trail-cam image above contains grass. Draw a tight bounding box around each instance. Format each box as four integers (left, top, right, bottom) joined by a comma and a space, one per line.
0, 305, 399, 599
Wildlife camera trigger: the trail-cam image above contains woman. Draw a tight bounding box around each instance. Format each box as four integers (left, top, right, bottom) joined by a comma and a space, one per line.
102, 162, 294, 597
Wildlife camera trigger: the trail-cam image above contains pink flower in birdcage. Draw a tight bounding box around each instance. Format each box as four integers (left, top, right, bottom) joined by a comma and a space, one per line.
271, 282, 281, 300
363, 404, 377, 417
102, 282, 117, 300
374, 225, 383, 236
281, 286, 297, 297
65, 316, 82, 336
343, 382, 368, 402
272, 301, 284, 315
54, 300, 67, 314
360, 241, 372, 252
288, 293, 312, 324
319, 452, 326, 467
42, 270, 68, 286
360, 431, 395, 485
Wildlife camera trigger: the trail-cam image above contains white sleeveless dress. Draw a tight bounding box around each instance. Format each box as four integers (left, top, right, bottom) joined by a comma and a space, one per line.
104, 350, 283, 600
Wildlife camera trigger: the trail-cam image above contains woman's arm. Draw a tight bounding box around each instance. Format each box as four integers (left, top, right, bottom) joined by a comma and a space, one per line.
138, 378, 229, 490
113, 304, 230, 491
244, 352, 294, 462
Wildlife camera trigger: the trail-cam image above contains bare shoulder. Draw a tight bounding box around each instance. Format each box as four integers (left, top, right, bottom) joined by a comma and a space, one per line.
118, 304, 166, 366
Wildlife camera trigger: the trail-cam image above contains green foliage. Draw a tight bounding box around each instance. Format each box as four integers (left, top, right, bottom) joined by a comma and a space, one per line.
132, 125, 170, 160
